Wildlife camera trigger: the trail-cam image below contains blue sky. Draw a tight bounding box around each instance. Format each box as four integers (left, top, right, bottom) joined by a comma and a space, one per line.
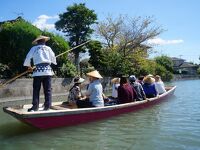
1, 0, 200, 63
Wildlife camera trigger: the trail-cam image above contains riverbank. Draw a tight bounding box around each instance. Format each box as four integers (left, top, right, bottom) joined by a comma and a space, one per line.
173, 74, 200, 81
0, 77, 111, 106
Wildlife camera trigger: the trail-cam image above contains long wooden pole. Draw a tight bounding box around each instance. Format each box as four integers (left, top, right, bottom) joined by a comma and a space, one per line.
0, 40, 91, 88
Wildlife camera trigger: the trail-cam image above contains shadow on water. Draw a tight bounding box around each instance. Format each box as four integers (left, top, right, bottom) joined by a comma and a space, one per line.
0, 121, 39, 139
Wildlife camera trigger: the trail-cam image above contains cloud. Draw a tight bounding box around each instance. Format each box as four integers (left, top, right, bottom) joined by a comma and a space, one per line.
33, 15, 59, 30
147, 38, 184, 45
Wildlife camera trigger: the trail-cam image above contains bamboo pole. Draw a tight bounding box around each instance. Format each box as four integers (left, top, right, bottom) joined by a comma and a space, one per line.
0, 40, 91, 88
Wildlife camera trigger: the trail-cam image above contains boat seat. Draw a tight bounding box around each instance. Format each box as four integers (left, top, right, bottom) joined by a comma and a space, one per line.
50, 105, 71, 110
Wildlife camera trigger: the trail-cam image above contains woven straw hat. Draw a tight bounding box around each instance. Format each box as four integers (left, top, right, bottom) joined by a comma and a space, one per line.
32, 35, 50, 44
86, 70, 103, 79
143, 76, 155, 84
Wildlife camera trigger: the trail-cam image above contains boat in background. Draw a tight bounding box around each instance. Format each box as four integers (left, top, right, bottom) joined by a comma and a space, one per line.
3, 86, 176, 129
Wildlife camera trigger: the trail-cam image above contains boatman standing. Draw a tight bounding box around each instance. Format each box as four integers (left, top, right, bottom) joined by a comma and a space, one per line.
24, 35, 57, 112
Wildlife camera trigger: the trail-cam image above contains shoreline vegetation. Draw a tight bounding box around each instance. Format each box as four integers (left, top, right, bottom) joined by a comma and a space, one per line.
0, 3, 175, 83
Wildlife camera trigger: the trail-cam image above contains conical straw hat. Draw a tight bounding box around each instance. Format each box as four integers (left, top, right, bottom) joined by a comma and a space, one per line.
32, 35, 50, 44
86, 70, 103, 79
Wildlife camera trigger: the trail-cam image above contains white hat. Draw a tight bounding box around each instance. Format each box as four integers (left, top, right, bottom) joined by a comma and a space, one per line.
111, 78, 120, 83
86, 70, 103, 79
74, 77, 85, 84
32, 35, 50, 44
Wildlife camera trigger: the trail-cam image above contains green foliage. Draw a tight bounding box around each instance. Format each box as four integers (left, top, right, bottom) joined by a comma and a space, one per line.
155, 64, 173, 81
55, 3, 97, 71
154, 55, 174, 72
0, 18, 41, 75
197, 67, 200, 75
60, 61, 77, 77
87, 40, 106, 71
154, 55, 174, 81
0, 63, 11, 78
0, 17, 75, 78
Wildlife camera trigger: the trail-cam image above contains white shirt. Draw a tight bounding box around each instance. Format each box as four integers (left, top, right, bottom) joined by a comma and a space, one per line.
23, 44, 57, 76
155, 81, 166, 94
111, 83, 120, 98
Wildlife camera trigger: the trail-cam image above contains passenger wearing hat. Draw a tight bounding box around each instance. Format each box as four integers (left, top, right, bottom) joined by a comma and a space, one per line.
85, 70, 105, 107
24, 35, 57, 111
142, 75, 158, 98
129, 75, 146, 101
67, 77, 85, 108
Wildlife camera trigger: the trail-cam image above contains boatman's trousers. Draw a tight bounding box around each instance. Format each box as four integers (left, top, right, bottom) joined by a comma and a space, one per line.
32, 76, 52, 109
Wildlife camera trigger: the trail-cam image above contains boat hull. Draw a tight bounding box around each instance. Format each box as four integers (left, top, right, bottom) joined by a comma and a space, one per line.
3, 86, 176, 129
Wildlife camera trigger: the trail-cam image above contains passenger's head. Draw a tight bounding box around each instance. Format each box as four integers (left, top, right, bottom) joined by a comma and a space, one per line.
129, 75, 137, 83
155, 75, 161, 82
73, 77, 85, 85
143, 76, 155, 84
86, 70, 103, 82
111, 78, 120, 84
138, 76, 144, 81
120, 76, 128, 85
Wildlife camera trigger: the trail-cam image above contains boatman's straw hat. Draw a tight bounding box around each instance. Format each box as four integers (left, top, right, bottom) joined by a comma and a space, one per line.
32, 35, 50, 44
86, 70, 103, 79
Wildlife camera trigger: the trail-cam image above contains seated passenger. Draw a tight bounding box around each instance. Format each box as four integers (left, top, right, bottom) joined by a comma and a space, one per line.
138, 76, 145, 85
67, 77, 85, 108
85, 70, 105, 107
129, 75, 146, 101
142, 76, 158, 98
118, 76, 135, 104
111, 77, 120, 99
154, 75, 166, 95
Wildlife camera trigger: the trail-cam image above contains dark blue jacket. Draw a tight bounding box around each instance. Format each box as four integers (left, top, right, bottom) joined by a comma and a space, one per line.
142, 83, 158, 98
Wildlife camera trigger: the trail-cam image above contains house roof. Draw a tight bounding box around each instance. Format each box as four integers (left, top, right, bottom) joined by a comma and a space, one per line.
171, 57, 185, 61
179, 62, 198, 68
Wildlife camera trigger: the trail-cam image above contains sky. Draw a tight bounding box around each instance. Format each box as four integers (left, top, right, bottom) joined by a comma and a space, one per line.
1, 0, 200, 63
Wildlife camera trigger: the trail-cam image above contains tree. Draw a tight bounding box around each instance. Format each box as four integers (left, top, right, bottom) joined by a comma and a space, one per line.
87, 40, 106, 71
94, 15, 163, 77
96, 15, 163, 57
55, 3, 97, 73
154, 55, 174, 81
0, 17, 72, 78
154, 55, 174, 73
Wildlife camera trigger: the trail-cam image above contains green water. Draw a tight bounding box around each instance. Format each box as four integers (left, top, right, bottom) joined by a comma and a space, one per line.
0, 80, 200, 150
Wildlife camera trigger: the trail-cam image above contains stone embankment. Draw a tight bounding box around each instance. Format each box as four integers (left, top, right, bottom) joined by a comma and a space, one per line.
0, 77, 111, 106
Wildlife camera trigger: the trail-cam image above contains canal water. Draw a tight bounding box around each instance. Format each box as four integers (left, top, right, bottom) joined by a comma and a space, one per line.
0, 80, 200, 150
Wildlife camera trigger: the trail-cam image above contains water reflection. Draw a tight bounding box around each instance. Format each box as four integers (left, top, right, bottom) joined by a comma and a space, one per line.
1, 80, 200, 150
0, 121, 38, 139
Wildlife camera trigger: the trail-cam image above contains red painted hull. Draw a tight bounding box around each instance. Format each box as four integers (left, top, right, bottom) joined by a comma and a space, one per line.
3, 86, 176, 129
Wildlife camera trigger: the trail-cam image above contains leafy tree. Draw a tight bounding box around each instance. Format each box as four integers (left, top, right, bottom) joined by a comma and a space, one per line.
0, 17, 72, 78
96, 15, 163, 57
55, 3, 97, 73
87, 40, 106, 71
60, 60, 77, 77
154, 55, 174, 73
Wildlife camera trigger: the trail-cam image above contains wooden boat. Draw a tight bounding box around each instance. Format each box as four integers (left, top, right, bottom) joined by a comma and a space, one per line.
3, 86, 176, 129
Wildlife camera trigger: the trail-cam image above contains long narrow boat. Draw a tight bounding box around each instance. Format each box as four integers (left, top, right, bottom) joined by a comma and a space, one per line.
3, 86, 176, 129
